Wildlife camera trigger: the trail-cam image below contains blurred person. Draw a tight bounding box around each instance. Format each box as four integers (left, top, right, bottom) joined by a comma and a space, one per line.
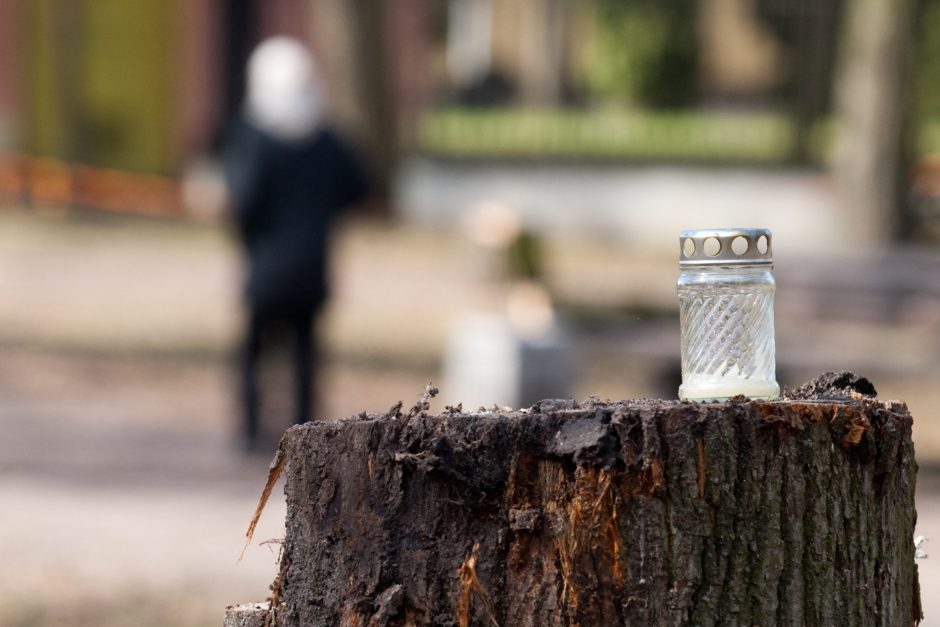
225, 37, 368, 453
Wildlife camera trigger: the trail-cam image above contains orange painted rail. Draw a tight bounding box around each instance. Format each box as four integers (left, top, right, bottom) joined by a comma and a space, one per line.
0, 153, 184, 217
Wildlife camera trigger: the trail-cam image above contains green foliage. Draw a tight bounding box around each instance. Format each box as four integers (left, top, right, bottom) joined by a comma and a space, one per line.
23, 1, 177, 174
579, 0, 698, 108
420, 107, 940, 161
917, 0, 940, 122
508, 231, 544, 282
81, 0, 176, 174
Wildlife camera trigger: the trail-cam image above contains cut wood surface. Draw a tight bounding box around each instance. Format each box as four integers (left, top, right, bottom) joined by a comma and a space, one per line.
242, 375, 921, 626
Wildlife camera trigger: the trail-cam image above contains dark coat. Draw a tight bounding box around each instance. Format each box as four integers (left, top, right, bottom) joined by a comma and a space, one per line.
225, 119, 367, 314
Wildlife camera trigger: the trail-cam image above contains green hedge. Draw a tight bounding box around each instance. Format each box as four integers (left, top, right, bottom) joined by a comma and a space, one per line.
419, 108, 796, 162
419, 108, 940, 163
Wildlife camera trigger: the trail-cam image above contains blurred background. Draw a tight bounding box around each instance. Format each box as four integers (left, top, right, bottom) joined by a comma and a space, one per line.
3, 0, 940, 624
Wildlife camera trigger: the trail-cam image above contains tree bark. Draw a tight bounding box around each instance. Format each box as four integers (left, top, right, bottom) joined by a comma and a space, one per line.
832, 0, 921, 244
260, 390, 920, 626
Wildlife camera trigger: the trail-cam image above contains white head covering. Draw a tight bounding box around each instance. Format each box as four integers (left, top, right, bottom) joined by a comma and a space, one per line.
245, 37, 326, 141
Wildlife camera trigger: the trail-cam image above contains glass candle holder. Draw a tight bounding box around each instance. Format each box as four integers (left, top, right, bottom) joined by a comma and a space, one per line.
677, 228, 779, 401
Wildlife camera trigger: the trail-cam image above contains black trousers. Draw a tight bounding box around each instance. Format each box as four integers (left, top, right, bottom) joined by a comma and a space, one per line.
241, 306, 316, 443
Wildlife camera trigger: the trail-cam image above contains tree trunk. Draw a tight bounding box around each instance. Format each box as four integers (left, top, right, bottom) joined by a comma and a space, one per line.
248, 388, 921, 626
831, 0, 921, 244
790, 0, 842, 164
308, 0, 396, 202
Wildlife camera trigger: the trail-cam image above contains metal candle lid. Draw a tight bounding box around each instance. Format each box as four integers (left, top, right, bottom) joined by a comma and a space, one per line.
679, 227, 773, 266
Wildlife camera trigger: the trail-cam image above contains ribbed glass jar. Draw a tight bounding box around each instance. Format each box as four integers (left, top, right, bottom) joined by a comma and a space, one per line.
677, 228, 779, 401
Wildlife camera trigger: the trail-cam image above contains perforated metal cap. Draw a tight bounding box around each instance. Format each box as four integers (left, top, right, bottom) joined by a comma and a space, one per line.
679, 228, 772, 266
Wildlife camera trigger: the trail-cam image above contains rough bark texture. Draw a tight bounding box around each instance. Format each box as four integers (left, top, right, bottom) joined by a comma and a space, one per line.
268, 390, 920, 626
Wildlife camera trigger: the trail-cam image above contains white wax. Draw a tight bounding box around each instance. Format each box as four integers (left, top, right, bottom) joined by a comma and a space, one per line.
679, 373, 779, 402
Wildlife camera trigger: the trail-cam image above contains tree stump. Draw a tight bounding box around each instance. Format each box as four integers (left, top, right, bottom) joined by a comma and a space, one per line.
238, 382, 921, 626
